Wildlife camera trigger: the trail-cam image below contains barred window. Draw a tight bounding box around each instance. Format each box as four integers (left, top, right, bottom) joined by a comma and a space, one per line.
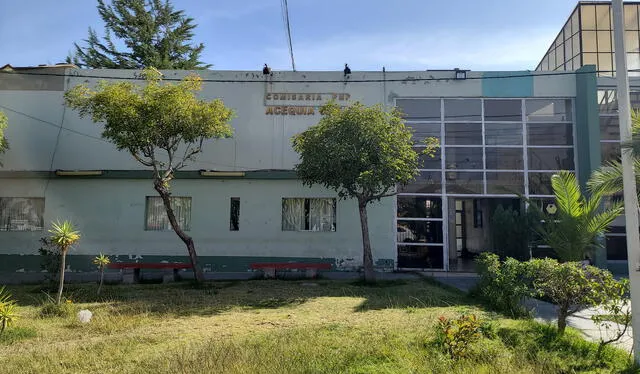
282, 198, 336, 232
0, 197, 45, 231
145, 196, 191, 231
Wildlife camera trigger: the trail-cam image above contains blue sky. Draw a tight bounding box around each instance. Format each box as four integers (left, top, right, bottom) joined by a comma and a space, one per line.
1, 0, 578, 71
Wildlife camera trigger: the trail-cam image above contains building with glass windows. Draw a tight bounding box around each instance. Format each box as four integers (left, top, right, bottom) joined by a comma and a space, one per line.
0, 64, 600, 279
536, 1, 640, 273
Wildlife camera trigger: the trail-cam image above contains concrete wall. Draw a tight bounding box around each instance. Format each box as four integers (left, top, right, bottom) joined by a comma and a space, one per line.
0, 177, 394, 270
0, 67, 584, 273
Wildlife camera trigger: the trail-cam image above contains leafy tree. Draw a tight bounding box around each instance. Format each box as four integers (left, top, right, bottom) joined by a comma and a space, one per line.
93, 253, 111, 295
533, 171, 622, 262
588, 110, 640, 201
64, 68, 234, 283
0, 111, 9, 162
68, 0, 209, 69
292, 101, 438, 282
49, 221, 81, 305
530, 258, 621, 335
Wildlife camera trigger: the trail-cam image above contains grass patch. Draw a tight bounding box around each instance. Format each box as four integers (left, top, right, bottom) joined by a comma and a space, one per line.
0, 279, 634, 373
0, 326, 37, 345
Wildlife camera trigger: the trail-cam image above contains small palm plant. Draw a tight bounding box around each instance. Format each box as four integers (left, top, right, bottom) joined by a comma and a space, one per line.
535, 171, 623, 262
49, 221, 81, 305
92, 253, 111, 295
0, 286, 18, 334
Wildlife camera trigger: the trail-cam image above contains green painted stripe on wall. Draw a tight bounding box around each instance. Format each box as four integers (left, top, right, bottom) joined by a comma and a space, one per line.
0, 254, 395, 273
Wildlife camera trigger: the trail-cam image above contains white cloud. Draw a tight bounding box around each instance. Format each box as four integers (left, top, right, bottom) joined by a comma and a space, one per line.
265, 27, 559, 71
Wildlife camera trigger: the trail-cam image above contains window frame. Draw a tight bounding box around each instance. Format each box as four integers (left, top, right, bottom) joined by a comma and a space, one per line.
144, 196, 192, 231
281, 197, 337, 232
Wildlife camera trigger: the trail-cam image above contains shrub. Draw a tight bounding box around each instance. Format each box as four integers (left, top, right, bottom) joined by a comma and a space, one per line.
529, 258, 619, 335
591, 278, 631, 358
474, 253, 533, 318
434, 314, 484, 359
0, 286, 18, 334
490, 204, 536, 261
39, 297, 76, 318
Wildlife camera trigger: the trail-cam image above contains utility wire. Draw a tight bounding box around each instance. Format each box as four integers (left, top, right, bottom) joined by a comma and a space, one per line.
281, 0, 296, 71
0, 68, 627, 83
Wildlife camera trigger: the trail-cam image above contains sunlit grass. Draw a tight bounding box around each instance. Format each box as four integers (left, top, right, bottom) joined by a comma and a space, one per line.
0, 279, 634, 373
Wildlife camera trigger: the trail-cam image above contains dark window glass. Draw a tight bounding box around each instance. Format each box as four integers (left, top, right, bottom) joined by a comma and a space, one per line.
600, 116, 620, 141
527, 123, 574, 145
415, 147, 441, 169
399, 171, 442, 193
444, 99, 482, 121
445, 172, 483, 194
444, 123, 482, 145
484, 100, 522, 121
526, 99, 572, 122
486, 148, 524, 170
397, 244, 444, 269
408, 123, 440, 141
397, 220, 443, 244
625, 4, 639, 30
601, 142, 621, 163
230, 197, 240, 231
528, 148, 575, 170
606, 235, 628, 260
581, 5, 597, 30
632, 92, 640, 109
397, 197, 442, 218
529, 173, 555, 195
486, 172, 524, 194
445, 147, 483, 170
485, 123, 523, 145
396, 99, 440, 121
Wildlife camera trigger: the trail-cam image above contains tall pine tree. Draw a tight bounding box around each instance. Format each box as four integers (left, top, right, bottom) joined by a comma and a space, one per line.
68, 0, 209, 69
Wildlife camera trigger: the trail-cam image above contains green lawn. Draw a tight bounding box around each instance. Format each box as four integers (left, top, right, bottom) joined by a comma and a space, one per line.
0, 278, 635, 373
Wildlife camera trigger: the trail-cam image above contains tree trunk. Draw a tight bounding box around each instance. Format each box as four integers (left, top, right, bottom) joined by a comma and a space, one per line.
56, 251, 66, 305
155, 183, 205, 283
557, 306, 568, 335
97, 267, 104, 295
357, 198, 376, 283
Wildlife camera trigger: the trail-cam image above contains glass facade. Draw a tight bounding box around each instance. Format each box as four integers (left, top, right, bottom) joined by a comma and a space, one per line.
536, 3, 640, 77
396, 98, 575, 269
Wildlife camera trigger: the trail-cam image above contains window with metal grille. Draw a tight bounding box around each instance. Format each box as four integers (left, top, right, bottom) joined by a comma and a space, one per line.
0, 197, 45, 231
282, 198, 336, 232
145, 196, 191, 231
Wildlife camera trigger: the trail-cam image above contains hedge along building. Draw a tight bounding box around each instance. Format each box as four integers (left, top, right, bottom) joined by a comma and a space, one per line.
0, 65, 599, 276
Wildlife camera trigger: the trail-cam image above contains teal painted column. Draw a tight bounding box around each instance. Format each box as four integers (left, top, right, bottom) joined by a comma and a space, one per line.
575, 65, 604, 266
575, 65, 601, 190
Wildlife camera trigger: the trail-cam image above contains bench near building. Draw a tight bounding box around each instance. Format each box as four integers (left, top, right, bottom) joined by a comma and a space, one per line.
0, 64, 603, 281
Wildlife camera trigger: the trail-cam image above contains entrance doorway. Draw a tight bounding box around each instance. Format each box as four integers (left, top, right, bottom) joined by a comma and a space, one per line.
447, 198, 520, 271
